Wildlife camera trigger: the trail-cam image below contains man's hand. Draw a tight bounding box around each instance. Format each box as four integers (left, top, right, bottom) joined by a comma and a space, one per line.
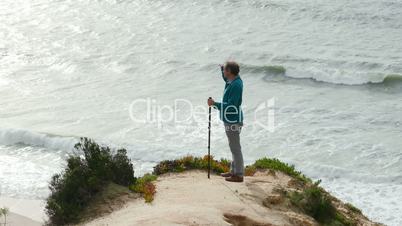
207, 98, 215, 106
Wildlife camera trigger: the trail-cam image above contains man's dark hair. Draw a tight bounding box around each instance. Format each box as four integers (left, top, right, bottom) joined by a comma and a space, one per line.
224, 61, 240, 76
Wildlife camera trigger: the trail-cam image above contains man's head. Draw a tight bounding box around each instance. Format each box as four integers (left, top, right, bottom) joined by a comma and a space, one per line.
223, 61, 240, 80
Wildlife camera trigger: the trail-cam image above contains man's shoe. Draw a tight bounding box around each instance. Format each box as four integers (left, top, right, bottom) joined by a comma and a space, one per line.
220, 172, 233, 177
225, 175, 244, 183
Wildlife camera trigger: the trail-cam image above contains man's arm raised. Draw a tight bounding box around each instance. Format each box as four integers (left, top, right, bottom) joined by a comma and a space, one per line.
220, 64, 227, 82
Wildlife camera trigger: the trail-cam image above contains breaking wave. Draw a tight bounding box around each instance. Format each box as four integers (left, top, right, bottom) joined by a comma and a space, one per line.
0, 127, 78, 151
241, 63, 402, 86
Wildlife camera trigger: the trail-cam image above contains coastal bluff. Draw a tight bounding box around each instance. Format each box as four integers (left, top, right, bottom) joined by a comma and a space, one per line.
83, 170, 381, 226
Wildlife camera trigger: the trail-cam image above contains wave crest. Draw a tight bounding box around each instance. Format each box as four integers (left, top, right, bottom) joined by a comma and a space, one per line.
241, 64, 286, 75
241, 63, 402, 86
0, 127, 78, 151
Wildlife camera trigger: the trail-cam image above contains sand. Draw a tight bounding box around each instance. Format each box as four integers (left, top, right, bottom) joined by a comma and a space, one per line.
2, 212, 42, 226
84, 171, 300, 226
0, 197, 45, 225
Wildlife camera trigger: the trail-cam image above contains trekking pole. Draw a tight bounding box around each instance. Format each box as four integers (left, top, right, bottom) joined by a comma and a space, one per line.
208, 97, 212, 179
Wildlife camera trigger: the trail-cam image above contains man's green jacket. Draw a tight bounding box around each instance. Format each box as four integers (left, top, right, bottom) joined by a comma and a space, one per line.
213, 70, 243, 124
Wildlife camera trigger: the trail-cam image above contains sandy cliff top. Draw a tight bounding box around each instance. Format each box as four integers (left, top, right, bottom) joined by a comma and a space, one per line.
83, 171, 379, 226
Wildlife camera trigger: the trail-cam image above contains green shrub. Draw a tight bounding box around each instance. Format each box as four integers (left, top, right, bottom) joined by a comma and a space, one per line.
111, 149, 136, 186
130, 174, 157, 193
153, 155, 230, 175
244, 165, 257, 176
345, 203, 362, 214
130, 174, 158, 203
289, 181, 355, 226
45, 138, 135, 225
253, 158, 311, 183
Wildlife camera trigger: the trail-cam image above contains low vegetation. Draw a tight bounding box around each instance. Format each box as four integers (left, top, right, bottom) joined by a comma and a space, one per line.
285, 181, 356, 226
0, 207, 9, 226
252, 158, 311, 183
129, 174, 157, 202
244, 165, 257, 176
345, 203, 362, 215
153, 155, 230, 175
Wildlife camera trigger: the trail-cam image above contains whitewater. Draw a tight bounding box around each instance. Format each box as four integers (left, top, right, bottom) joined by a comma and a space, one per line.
1, 0, 402, 225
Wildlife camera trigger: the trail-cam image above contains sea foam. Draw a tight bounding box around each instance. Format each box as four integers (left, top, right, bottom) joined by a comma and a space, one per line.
0, 127, 78, 151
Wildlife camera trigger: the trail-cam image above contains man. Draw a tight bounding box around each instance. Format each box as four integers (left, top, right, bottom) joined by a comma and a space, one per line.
208, 61, 244, 183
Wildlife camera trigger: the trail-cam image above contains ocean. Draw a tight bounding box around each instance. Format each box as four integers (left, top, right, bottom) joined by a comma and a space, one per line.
1, 0, 402, 225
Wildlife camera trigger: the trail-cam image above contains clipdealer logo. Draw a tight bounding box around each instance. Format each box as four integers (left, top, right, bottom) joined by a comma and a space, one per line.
129, 98, 276, 132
